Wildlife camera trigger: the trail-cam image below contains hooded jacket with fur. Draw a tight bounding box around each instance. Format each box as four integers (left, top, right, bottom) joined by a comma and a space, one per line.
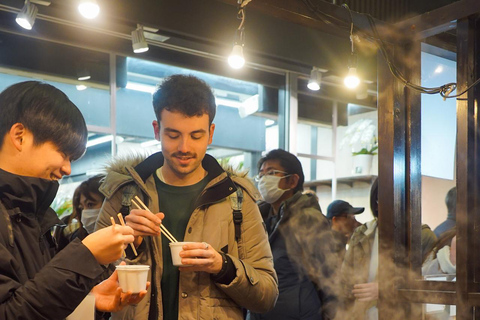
96, 152, 278, 320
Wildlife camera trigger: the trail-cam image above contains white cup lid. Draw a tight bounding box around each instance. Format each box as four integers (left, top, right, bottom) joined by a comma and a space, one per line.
116, 265, 150, 271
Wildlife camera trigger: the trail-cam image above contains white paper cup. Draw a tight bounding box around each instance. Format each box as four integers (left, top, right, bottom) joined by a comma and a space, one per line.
115, 265, 150, 293
169, 242, 196, 267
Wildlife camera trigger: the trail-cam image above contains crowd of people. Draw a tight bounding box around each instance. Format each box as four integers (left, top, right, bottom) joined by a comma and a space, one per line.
0, 76, 456, 320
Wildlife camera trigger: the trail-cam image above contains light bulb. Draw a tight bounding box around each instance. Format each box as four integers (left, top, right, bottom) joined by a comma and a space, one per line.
78, 0, 100, 19
344, 67, 360, 89
228, 44, 245, 69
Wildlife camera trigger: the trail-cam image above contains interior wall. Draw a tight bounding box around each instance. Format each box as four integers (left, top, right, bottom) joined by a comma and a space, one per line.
421, 175, 456, 231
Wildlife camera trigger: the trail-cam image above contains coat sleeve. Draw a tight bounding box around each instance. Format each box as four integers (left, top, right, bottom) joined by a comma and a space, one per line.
215, 192, 279, 313
0, 239, 106, 320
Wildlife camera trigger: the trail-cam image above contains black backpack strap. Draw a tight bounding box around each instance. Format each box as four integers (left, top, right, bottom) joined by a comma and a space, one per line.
120, 184, 140, 218
229, 185, 244, 242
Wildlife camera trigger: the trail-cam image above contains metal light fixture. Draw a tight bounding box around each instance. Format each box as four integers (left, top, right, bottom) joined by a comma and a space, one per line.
307, 67, 322, 91
16, 0, 38, 30
78, 0, 100, 19
356, 83, 368, 100
228, 3, 247, 69
132, 24, 149, 53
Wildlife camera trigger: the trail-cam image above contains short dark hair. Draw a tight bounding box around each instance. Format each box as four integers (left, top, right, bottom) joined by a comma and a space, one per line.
370, 177, 379, 218
0, 81, 87, 161
152, 74, 216, 125
257, 149, 305, 193
445, 186, 457, 218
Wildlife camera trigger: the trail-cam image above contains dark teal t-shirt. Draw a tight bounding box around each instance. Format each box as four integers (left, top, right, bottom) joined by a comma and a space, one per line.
154, 172, 210, 320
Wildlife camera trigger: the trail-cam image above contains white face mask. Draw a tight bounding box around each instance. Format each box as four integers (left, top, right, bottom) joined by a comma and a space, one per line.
258, 175, 290, 204
81, 208, 100, 234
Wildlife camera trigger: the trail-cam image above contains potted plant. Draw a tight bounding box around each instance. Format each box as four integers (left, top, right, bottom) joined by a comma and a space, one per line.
341, 119, 378, 175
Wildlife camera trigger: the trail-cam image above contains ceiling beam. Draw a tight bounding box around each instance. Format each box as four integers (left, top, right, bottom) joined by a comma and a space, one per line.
396, 0, 480, 40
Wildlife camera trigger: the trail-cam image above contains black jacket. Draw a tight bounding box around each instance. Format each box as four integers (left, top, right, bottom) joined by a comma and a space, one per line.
0, 168, 106, 320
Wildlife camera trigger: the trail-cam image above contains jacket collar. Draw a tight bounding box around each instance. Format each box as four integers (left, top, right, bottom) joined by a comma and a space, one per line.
119, 152, 237, 207
0, 168, 60, 231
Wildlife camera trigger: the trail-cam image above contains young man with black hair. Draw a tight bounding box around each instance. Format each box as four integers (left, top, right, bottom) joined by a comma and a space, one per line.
0, 81, 145, 319
250, 148, 339, 320
96, 74, 278, 320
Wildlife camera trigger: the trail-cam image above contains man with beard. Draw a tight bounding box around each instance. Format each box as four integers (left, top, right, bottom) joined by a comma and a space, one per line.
96, 74, 278, 320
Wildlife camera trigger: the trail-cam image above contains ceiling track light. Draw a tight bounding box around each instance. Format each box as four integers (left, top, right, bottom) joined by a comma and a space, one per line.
228, 1, 249, 69
78, 0, 100, 19
307, 67, 322, 91
132, 24, 149, 53
16, 0, 38, 30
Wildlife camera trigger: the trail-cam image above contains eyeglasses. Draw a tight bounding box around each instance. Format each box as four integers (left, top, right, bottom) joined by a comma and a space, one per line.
254, 170, 289, 182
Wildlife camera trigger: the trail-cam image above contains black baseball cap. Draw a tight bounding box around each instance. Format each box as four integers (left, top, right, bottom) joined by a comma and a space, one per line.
326, 200, 364, 219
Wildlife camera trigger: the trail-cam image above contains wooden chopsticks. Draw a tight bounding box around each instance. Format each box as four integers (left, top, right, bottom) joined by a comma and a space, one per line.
110, 216, 126, 259
115, 213, 138, 256
131, 196, 178, 243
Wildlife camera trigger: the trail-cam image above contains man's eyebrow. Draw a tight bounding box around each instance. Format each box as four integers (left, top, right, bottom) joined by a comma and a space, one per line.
163, 128, 207, 134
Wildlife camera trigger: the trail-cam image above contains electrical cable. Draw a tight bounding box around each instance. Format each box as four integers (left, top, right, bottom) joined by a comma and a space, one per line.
301, 1, 480, 100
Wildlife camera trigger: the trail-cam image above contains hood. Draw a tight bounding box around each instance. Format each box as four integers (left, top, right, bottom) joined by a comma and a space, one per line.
100, 151, 259, 203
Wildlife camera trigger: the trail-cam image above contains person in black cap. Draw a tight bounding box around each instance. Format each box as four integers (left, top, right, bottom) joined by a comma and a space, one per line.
327, 200, 363, 250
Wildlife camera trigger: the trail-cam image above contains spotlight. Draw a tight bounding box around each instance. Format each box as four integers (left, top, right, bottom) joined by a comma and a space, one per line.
78, 0, 100, 19
307, 67, 322, 91
132, 25, 149, 53
16, 0, 38, 30
228, 44, 245, 69
77, 68, 91, 81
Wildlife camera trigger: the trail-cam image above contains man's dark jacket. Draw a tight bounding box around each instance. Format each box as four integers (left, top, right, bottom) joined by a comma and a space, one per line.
0, 168, 106, 319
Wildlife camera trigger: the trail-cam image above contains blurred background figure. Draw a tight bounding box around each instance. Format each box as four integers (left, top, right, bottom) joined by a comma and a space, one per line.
250, 149, 339, 320
433, 187, 457, 238
340, 178, 379, 320
55, 174, 105, 251
423, 227, 457, 278
327, 199, 363, 260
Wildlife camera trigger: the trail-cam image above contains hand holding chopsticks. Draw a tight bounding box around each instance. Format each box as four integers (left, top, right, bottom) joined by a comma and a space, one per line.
114, 214, 138, 256
131, 196, 178, 243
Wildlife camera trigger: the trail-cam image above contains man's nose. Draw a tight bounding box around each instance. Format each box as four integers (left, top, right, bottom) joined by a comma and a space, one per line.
61, 160, 72, 176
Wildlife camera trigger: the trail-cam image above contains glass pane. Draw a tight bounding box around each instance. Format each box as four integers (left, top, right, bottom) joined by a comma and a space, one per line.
423, 303, 456, 319
420, 43, 457, 281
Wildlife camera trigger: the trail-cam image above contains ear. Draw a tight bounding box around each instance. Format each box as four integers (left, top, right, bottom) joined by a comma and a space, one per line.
287, 173, 300, 189
9, 123, 27, 151
152, 120, 160, 141
208, 123, 215, 145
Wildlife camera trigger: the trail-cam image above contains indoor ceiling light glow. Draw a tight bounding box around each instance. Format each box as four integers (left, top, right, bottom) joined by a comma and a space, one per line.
132, 25, 149, 53
76, 84, 87, 91
78, 0, 100, 19
344, 67, 360, 89
228, 44, 245, 69
307, 67, 322, 91
16, 0, 38, 30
